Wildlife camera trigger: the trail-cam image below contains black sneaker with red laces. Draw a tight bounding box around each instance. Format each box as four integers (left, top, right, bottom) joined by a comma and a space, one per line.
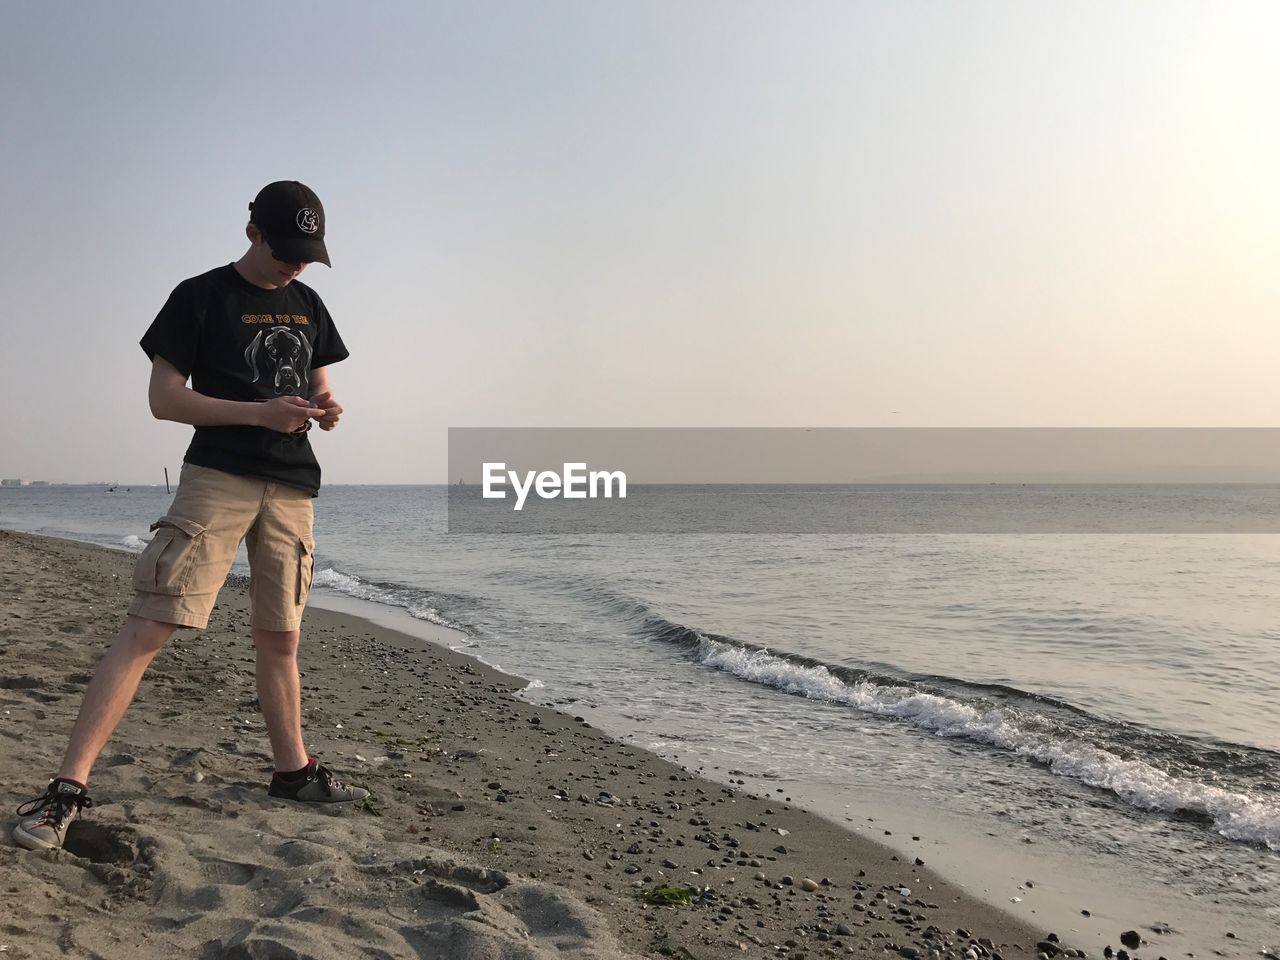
267, 758, 369, 804
13, 778, 93, 850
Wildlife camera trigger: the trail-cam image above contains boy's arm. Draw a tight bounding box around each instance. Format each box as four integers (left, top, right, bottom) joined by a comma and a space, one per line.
148, 357, 319, 433
307, 365, 344, 431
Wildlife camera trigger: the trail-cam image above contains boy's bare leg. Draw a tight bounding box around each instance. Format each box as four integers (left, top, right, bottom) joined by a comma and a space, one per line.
252, 627, 309, 773
57, 615, 177, 785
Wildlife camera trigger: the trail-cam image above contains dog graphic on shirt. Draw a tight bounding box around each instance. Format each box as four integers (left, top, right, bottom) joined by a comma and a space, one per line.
244, 326, 313, 396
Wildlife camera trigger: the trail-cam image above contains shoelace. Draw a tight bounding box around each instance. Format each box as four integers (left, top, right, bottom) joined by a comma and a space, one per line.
16, 787, 93, 828
313, 765, 347, 796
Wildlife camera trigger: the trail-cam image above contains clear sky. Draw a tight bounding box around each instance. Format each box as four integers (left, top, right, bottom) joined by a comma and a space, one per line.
1, 1, 1276, 484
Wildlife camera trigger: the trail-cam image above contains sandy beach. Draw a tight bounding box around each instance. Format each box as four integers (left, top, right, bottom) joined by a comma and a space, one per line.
3, 529, 1095, 959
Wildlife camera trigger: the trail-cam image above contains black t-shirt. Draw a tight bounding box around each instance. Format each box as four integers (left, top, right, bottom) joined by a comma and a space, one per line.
140, 264, 349, 496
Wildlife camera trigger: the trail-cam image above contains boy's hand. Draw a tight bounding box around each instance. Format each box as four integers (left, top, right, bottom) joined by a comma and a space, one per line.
309, 390, 343, 431
256, 396, 319, 434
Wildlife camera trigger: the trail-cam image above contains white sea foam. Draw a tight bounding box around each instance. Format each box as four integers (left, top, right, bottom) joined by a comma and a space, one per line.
312, 567, 384, 599
121, 534, 147, 551
406, 598, 456, 630
311, 567, 457, 629
695, 634, 1280, 850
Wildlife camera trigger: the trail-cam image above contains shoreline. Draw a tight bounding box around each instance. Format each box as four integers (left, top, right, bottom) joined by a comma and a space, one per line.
0, 529, 1174, 958
304, 565, 1276, 958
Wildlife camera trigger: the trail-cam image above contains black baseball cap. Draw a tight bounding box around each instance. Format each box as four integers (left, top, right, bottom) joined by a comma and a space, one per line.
248, 180, 331, 266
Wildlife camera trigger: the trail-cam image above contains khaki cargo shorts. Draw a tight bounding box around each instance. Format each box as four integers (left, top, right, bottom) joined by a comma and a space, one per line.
128, 463, 316, 631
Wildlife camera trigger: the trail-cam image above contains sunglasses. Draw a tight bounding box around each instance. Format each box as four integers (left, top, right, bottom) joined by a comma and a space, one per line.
270, 247, 306, 267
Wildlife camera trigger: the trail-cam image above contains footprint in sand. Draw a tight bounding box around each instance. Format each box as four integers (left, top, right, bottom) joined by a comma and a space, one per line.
61, 822, 157, 902
115, 824, 642, 960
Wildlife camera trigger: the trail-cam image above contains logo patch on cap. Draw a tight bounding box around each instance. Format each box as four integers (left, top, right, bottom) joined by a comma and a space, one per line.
297, 208, 319, 234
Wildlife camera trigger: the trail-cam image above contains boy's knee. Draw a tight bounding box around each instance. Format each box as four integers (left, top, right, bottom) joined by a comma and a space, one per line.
252, 628, 300, 658
121, 615, 178, 654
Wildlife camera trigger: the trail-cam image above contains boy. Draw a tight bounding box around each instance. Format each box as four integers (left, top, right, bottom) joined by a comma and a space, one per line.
13, 181, 367, 851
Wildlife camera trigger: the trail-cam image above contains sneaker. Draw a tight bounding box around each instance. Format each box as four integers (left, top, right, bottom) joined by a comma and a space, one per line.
267, 758, 369, 804
13, 778, 94, 850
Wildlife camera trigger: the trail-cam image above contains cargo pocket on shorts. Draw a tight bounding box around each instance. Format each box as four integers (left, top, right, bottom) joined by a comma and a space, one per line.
132, 516, 208, 596
297, 536, 316, 605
